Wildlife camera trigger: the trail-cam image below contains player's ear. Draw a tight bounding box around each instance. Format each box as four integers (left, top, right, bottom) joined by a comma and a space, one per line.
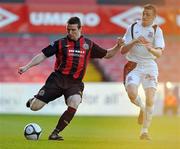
79, 26, 82, 32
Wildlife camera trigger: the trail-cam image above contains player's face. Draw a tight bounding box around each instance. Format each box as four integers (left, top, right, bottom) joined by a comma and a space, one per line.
66, 24, 81, 41
142, 9, 156, 27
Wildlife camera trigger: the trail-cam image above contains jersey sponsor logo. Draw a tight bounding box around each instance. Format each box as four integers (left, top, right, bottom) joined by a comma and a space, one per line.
0, 8, 19, 28
68, 49, 85, 57
110, 6, 165, 28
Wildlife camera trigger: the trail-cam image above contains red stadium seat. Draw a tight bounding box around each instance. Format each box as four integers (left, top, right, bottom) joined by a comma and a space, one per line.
0, 36, 51, 82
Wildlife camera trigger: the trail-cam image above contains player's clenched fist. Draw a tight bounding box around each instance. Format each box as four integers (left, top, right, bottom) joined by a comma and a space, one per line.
18, 66, 28, 74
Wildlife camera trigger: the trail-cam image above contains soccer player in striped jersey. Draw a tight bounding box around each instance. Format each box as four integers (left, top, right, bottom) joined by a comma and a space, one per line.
18, 16, 124, 141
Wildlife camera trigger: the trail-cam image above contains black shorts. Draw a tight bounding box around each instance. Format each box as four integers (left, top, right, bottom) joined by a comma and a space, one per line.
34, 71, 84, 103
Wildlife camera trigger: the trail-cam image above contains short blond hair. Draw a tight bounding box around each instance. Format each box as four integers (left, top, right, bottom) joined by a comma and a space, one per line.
143, 4, 157, 15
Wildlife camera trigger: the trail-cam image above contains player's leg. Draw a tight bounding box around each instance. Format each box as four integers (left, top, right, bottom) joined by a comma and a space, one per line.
140, 87, 156, 140
126, 84, 145, 125
26, 97, 46, 111
125, 69, 145, 124
49, 82, 84, 141
26, 72, 62, 111
124, 62, 145, 123
126, 84, 144, 110
26, 87, 61, 111
55, 94, 81, 132
140, 72, 158, 140
49, 94, 82, 140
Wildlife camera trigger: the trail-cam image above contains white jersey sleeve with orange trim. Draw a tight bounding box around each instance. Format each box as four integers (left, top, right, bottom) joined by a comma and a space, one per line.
154, 26, 165, 49
123, 25, 132, 44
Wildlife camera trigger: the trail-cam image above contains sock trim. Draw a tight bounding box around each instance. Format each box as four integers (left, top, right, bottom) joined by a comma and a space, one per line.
67, 106, 76, 113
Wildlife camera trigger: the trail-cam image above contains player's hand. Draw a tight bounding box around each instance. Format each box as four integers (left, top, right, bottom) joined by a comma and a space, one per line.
18, 66, 28, 74
117, 37, 125, 47
136, 36, 150, 45
144, 43, 154, 52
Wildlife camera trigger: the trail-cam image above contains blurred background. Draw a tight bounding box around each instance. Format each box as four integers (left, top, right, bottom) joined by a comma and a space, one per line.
0, 0, 180, 116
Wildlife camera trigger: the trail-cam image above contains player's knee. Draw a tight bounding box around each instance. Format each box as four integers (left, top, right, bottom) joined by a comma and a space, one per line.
69, 100, 81, 109
146, 98, 154, 107
67, 95, 81, 109
30, 104, 41, 111
126, 86, 138, 103
127, 91, 137, 103
30, 99, 46, 111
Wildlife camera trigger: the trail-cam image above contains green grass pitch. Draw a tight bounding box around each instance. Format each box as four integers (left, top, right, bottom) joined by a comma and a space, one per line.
0, 114, 179, 149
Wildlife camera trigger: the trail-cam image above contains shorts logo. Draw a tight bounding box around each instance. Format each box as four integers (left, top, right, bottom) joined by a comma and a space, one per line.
145, 74, 155, 81
83, 43, 89, 50
38, 90, 45, 96
127, 76, 133, 82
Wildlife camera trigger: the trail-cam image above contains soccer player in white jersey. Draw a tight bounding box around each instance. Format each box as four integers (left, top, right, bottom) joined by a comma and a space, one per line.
121, 4, 165, 140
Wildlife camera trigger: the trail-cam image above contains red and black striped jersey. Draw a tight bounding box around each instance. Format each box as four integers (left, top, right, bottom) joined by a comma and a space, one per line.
42, 35, 107, 81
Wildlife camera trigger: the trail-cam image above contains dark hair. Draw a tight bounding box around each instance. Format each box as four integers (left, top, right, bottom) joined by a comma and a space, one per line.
143, 4, 157, 15
67, 17, 81, 29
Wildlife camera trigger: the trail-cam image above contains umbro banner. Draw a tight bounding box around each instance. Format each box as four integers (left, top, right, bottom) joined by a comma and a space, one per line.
0, 4, 27, 32
0, 4, 179, 35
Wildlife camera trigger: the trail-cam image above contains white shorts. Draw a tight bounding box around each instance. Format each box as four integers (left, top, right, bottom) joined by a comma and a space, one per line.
125, 63, 158, 89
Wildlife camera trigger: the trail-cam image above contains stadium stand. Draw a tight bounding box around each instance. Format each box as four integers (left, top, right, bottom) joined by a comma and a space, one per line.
90, 37, 127, 81
0, 35, 104, 82
158, 37, 180, 82
1, 36, 180, 82
92, 37, 180, 82
0, 0, 179, 83
0, 36, 51, 82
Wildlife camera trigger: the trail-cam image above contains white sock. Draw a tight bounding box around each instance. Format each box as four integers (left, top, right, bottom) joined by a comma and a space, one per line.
140, 128, 148, 134
141, 106, 154, 133
134, 96, 145, 112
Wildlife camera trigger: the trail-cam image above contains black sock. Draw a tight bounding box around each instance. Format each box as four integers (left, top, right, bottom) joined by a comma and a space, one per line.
53, 107, 76, 134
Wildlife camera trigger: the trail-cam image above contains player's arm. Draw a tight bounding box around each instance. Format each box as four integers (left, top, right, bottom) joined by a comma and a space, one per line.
121, 36, 148, 54
90, 37, 124, 59
120, 26, 139, 55
146, 27, 165, 58
18, 52, 47, 74
104, 37, 124, 59
120, 39, 139, 54
146, 45, 164, 58
18, 40, 59, 74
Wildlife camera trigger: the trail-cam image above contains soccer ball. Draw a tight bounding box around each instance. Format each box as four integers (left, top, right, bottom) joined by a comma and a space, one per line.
24, 123, 42, 140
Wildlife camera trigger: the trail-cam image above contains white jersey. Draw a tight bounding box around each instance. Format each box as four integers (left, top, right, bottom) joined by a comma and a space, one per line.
123, 21, 165, 64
